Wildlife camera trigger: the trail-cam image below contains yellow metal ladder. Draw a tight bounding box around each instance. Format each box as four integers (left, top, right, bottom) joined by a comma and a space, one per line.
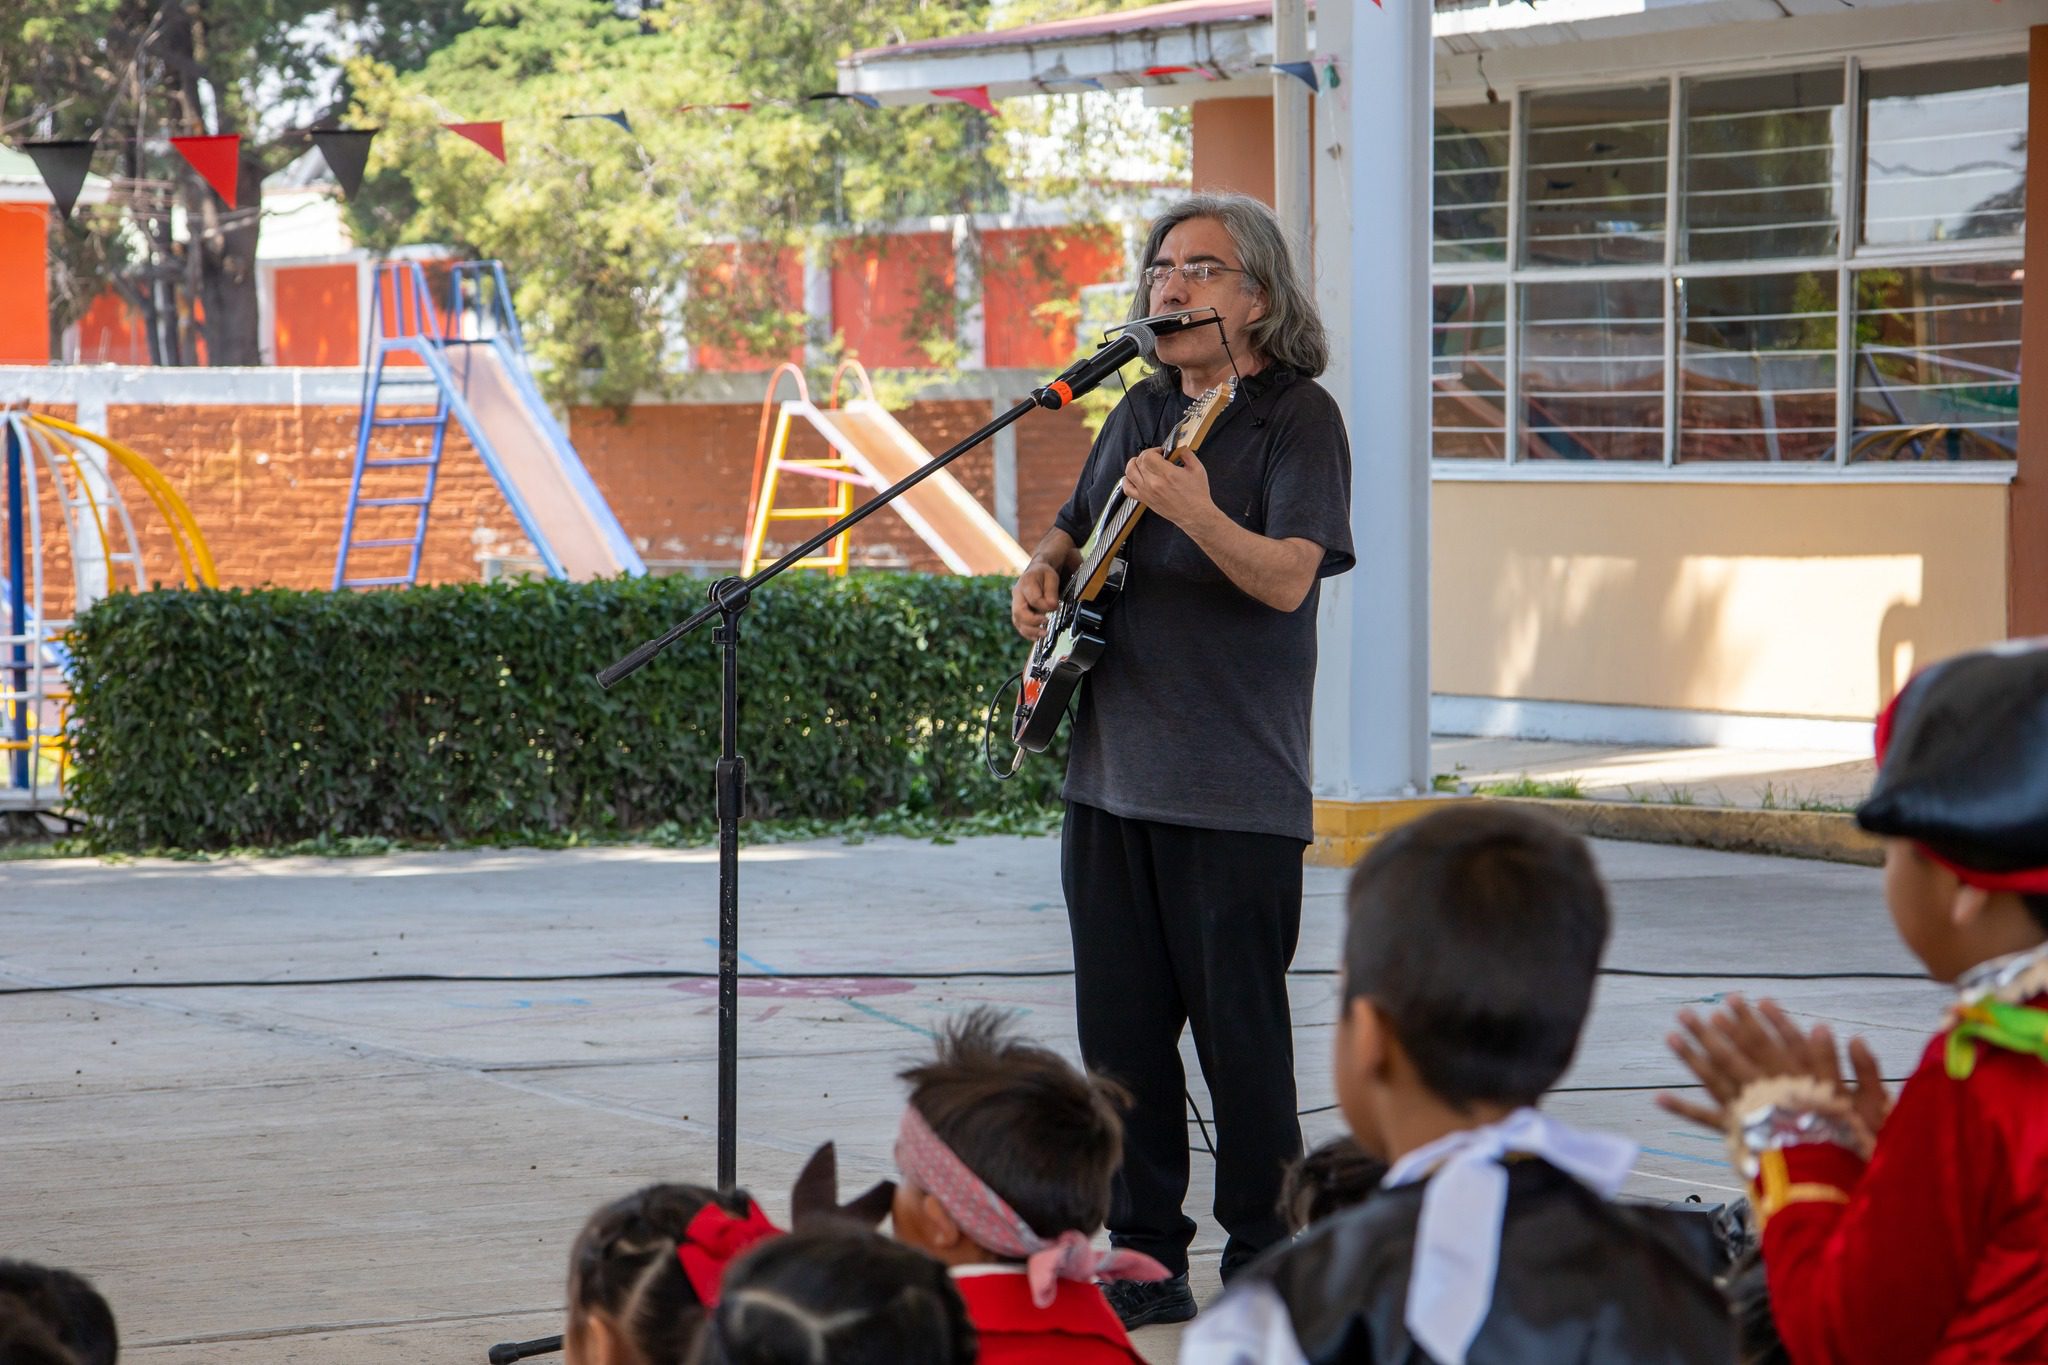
740, 360, 878, 576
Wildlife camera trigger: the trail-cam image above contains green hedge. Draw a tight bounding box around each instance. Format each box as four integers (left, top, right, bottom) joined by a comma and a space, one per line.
64, 574, 1062, 850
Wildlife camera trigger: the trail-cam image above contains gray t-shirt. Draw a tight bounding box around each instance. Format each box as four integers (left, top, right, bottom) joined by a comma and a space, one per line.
1051, 366, 1355, 841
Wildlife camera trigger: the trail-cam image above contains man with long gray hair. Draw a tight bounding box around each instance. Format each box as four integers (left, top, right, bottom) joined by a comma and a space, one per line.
1010, 191, 1354, 1327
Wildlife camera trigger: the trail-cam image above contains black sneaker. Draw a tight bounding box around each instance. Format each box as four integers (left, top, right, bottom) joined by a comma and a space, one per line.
1103, 1273, 1197, 1329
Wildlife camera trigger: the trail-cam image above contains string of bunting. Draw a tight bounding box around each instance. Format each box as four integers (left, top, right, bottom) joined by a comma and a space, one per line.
11, 57, 1342, 218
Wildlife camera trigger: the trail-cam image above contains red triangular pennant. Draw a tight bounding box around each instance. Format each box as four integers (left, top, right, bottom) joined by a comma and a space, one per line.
170, 134, 241, 204
442, 121, 506, 162
932, 86, 996, 116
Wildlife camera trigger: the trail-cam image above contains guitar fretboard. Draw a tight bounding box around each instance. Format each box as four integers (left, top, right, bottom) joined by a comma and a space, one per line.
1069, 379, 1232, 602
1073, 494, 1142, 598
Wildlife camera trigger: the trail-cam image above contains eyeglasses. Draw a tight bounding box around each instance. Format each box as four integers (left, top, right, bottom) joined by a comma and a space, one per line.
1143, 263, 1247, 288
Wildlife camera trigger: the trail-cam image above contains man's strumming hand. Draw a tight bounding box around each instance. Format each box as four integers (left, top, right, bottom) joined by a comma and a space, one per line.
1011, 562, 1061, 641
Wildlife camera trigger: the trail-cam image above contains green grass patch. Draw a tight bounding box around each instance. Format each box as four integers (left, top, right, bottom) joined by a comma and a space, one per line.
1472, 774, 1586, 800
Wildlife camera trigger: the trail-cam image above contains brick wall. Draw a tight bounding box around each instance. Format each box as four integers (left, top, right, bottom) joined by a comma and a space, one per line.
13, 380, 1096, 605
111, 403, 530, 591
571, 397, 1014, 572
1011, 396, 1095, 541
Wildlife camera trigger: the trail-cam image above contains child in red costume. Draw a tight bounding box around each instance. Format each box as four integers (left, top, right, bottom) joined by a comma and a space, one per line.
563, 1144, 891, 1365
890, 1009, 1167, 1364
1662, 639, 2048, 1365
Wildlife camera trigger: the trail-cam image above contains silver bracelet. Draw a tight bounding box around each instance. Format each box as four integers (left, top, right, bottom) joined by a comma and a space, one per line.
1736, 1102, 1860, 1177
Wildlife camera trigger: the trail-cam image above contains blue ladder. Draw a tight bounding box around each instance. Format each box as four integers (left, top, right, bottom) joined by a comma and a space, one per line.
333, 262, 456, 590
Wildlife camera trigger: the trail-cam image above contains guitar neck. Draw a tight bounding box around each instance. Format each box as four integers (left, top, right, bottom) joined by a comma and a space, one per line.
1072, 496, 1148, 602
1068, 380, 1230, 602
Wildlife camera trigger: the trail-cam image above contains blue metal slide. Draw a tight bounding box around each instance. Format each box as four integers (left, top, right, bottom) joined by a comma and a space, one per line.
334, 260, 646, 589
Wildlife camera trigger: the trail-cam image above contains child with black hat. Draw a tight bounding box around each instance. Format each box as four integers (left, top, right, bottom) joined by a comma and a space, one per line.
1662, 638, 2048, 1364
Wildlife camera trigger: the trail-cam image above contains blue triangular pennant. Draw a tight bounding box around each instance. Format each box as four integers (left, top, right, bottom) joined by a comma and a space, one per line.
1272, 61, 1320, 92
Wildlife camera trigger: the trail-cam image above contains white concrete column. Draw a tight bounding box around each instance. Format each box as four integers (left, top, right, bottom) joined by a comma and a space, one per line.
803, 239, 833, 368
1310, 0, 1433, 803
256, 262, 279, 366
354, 255, 374, 365
953, 216, 986, 368
992, 397, 1019, 535
1272, 0, 1313, 262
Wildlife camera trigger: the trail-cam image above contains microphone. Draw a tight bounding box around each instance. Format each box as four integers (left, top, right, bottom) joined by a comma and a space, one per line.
1114, 307, 1222, 341
1033, 321, 1156, 410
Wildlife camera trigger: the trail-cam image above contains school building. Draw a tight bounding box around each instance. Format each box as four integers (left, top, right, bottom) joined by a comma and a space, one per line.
844, 0, 2047, 753
6, 0, 2044, 765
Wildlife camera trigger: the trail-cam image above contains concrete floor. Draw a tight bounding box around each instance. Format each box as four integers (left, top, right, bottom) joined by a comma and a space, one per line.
0, 835, 1935, 1363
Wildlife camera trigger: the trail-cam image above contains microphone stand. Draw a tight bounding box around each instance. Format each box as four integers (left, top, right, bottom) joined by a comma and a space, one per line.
494, 325, 1203, 1363
595, 385, 1075, 1193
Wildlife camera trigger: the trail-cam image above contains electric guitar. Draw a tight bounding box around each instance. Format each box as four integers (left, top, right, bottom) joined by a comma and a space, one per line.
1010, 379, 1237, 753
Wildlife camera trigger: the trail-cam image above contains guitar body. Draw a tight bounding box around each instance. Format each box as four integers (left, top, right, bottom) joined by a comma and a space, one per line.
1009, 379, 1235, 755
1011, 560, 1124, 753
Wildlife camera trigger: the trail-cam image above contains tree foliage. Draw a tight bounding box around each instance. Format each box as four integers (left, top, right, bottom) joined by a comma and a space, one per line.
1, 0, 475, 364
346, 0, 1184, 405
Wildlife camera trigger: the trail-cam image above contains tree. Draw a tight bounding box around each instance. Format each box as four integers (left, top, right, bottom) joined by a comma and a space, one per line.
1, 0, 476, 365
345, 0, 1185, 405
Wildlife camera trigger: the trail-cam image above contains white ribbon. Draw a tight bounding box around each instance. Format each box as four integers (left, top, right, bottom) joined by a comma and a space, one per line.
1381, 1108, 1637, 1365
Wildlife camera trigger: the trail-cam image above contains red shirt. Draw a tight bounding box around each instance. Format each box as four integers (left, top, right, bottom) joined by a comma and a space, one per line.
1762, 1024, 2048, 1363
952, 1268, 1148, 1365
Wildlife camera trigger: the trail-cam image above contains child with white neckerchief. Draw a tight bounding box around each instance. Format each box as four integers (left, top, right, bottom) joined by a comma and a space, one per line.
1183, 804, 1732, 1365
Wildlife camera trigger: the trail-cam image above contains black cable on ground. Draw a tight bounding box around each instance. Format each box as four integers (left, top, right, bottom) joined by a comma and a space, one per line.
0, 967, 1080, 996
0, 963, 1931, 997
1185, 1090, 1218, 1158
1219, 1072, 1916, 1128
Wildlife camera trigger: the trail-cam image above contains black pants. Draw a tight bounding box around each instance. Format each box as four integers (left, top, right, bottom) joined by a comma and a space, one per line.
1061, 801, 1305, 1279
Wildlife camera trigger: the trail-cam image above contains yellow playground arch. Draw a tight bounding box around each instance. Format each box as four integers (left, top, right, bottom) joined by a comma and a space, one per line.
2, 410, 218, 815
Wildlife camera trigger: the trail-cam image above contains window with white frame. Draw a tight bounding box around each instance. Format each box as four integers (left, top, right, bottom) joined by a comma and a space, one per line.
1428, 53, 2025, 468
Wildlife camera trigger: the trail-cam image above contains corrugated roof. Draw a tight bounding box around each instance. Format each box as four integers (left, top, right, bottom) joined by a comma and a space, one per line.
843, 0, 1274, 66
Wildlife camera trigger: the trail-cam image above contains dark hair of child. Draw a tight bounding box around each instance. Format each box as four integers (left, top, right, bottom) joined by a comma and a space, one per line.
567, 1183, 755, 1365
1344, 803, 1611, 1108
697, 1226, 976, 1365
0, 1304, 77, 1365
897, 1006, 1129, 1239
1279, 1135, 1390, 1234
2025, 894, 2048, 934
1725, 1248, 1789, 1365
0, 1263, 115, 1365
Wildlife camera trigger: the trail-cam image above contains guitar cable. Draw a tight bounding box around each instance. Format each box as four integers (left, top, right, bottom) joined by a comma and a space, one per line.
982, 669, 1027, 781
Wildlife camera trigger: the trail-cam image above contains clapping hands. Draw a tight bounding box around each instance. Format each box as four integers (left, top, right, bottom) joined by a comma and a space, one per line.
1657, 994, 1893, 1138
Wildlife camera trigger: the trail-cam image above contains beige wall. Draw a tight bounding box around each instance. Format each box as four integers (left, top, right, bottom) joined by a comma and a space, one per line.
1191, 98, 1276, 205
1433, 481, 2010, 720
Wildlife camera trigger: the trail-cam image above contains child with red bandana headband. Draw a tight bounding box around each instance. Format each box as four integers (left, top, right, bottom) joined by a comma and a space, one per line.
890, 1008, 1167, 1364
564, 1145, 892, 1365
1661, 638, 2048, 1365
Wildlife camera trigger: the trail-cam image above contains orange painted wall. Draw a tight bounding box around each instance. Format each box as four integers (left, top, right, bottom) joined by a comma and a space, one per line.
0, 204, 49, 363
272, 263, 359, 366
75, 292, 152, 364
981, 226, 1128, 369
1192, 97, 1276, 206
693, 244, 805, 372
830, 232, 955, 369
373, 260, 454, 367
